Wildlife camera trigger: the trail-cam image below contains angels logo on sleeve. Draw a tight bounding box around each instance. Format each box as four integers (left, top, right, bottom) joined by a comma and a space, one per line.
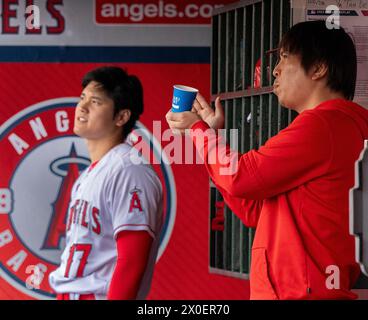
129, 187, 143, 213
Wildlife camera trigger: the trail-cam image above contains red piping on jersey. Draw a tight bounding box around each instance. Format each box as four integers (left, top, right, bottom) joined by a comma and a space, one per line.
87, 160, 99, 173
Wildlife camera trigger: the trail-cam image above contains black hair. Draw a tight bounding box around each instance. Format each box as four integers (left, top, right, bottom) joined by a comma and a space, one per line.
279, 20, 357, 100
82, 66, 144, 140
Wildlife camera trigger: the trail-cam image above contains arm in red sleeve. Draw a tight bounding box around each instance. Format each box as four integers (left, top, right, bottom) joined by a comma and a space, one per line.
215, 181, 263, 228
190, 111, 332, 200
107, 230, 153, 300
191, 122, 263, 227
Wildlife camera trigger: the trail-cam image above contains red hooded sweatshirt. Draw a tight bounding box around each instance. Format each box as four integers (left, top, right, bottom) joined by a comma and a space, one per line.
190, 99, 368, 300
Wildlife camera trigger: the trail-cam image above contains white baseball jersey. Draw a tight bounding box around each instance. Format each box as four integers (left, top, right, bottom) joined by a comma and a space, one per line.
49, 143, 163, 300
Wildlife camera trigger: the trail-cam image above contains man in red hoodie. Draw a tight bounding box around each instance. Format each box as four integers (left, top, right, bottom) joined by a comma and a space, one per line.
166, 20, 368, 299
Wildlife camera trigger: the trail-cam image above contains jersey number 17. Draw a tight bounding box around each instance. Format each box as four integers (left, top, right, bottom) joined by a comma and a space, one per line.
64, 244, 92, 278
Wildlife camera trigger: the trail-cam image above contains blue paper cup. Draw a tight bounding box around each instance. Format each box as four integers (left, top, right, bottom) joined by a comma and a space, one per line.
172, 85, 198, 112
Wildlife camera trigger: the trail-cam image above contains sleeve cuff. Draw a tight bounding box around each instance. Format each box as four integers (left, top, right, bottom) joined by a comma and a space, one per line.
114, 225, 156, 240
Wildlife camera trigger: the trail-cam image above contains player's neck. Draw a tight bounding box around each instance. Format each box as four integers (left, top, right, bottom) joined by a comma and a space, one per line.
86, 136, 122, 163
296, 86, 345, 114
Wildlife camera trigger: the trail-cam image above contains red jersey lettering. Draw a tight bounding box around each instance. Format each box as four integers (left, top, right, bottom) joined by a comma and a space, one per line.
91, 207, 101, 235
81, 200, 89, 228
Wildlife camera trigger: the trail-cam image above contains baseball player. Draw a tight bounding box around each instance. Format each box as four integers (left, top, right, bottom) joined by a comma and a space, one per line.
49, 66, 163, 300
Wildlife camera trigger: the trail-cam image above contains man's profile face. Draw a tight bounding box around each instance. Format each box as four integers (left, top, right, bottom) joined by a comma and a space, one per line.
272, 49, 316, 113
74, 81, 119, 140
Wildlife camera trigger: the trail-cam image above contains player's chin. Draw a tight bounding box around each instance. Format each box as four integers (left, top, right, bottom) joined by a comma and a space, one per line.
276, 97, 297, 111
274, 93, 286, 107
73, 125, 87, 138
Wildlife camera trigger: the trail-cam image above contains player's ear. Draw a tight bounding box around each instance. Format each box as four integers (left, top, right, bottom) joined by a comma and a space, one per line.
311, 62, 328, 80
115, 109, 131, 127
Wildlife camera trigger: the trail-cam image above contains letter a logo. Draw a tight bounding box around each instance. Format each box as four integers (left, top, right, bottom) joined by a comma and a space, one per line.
129, 187, 143, 213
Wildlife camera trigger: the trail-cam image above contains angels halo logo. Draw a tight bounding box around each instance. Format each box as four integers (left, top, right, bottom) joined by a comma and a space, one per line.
0, 98, 176, 299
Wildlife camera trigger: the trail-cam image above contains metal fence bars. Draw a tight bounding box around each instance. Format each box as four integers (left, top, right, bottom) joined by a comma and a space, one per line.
209, 0, 297, 278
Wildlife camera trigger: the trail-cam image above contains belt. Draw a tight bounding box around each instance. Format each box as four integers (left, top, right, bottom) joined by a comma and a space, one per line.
57, 293, 96, 300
